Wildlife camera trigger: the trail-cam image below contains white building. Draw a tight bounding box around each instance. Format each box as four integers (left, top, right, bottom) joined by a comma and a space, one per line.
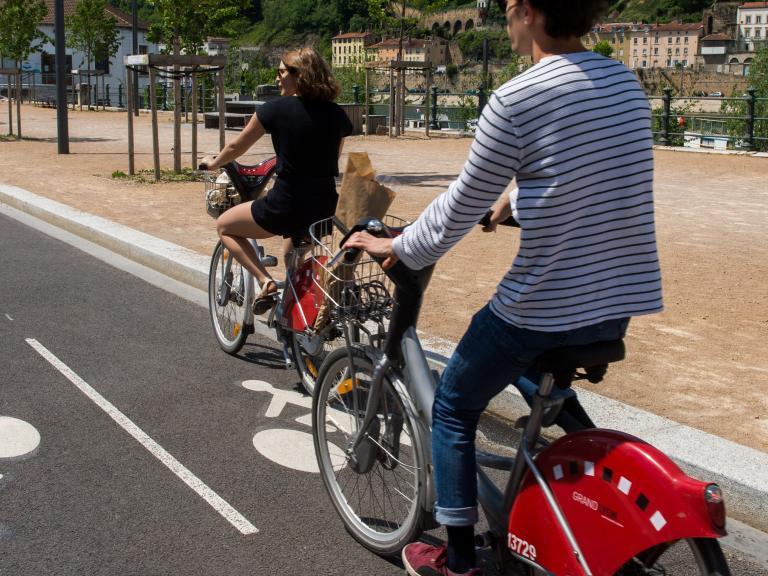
2, 0, 159, 105
736, 1, 768, 52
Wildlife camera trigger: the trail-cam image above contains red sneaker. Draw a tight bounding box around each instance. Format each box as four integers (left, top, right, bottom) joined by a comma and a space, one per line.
402, 542, 482, 576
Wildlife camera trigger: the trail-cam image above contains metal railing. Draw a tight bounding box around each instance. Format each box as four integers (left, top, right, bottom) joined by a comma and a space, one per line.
651, 87, 767, 151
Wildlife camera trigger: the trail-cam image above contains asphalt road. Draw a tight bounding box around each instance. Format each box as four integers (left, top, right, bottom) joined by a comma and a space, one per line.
1, 211, 766, 576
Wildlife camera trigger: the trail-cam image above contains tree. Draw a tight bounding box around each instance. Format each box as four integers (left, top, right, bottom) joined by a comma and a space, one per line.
66, 0, 120, 108
592, 40, 614, 58
0, 0, 49, 64
719, 47, 768, 152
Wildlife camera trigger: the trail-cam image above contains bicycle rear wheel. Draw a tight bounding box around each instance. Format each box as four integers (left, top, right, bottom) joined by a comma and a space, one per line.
293, 325, 350, 396
312, 346, 427, 556
209, 241, 250, 354
614, 537, 731, 575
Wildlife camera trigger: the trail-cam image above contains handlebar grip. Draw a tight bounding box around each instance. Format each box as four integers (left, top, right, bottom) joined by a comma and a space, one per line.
479, 209, 520, 228
343, 247, 362, 263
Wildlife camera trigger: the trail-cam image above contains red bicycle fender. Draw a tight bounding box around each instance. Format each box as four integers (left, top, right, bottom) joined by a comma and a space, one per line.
281, 255, 326, 332
507, 429, 725, 575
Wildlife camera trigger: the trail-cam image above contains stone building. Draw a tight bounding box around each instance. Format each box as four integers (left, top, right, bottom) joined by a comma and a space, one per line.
331, 32, 378, 69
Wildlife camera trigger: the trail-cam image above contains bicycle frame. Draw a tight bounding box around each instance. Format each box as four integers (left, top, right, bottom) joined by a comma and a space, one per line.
341, 241, 728, 576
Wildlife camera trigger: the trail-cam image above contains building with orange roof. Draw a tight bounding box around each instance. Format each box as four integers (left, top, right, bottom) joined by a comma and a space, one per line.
737, 1, 768, 52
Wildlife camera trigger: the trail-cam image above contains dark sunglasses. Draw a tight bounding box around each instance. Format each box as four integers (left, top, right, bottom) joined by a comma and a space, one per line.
277, 66, 295, 75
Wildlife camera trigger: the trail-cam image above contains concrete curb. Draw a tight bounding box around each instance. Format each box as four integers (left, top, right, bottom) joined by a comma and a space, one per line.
2, 183, 767, 533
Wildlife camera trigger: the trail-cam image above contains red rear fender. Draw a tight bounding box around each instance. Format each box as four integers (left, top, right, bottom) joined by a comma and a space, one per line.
507, 429, 725, 575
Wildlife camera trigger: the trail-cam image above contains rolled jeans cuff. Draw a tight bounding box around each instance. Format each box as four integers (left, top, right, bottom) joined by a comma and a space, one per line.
434, 505, 478, 526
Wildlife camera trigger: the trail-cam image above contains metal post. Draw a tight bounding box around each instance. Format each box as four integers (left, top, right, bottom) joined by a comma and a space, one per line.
126, 68, 135, 175
425, 68, 431, 138
659, 87, 671, 146
741, 87, 756, 152
388, 67, 394, 137
106, 84, 111, 107
430, 85, 440, 130
6, 75, 12, 136
131, 0, 139, 116
479, 35, 488, 113
217, 67, 225, 150
118, 83, 123, 108
191, 67, 198, 169
149, 66, 161, 180
54, 0, 69, 153
16, 70, 22, 137
364, 68, 369, 136
352, 84, 360, 104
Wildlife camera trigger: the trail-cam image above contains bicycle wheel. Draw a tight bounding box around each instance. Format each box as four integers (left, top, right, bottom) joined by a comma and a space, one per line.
292, 328, 345, 396
614, 538, 731, 576
209, 241, 250, 354
312, 346, 427, 555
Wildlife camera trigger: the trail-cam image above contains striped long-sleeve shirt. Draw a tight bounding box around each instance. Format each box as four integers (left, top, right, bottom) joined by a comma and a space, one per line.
392, 51, 663, 331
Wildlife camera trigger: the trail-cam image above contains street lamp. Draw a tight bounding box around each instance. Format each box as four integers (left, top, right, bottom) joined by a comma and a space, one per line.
477, 0, 489, 113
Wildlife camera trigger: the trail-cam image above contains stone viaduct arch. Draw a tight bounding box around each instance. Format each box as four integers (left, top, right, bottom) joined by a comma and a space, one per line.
422, 6, 479, 36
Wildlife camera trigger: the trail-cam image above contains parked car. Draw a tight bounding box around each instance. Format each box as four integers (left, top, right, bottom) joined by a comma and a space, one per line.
708, 91, 724, 97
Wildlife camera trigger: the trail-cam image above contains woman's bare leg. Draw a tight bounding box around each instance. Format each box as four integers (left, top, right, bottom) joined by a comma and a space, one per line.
216, 201, 276, 292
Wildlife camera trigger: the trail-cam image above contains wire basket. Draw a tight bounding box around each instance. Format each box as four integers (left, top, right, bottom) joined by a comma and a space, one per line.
308, 215, 409, 323
203, 171, 240, 219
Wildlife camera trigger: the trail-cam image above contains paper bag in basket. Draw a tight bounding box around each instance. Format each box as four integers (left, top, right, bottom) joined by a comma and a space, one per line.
314, 153, 396, 330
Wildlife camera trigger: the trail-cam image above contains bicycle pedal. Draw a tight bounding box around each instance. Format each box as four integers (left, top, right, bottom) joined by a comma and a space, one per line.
261, 255, 278, 267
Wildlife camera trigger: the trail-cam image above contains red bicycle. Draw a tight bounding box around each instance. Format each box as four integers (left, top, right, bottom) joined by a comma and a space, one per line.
312, 218, 731, 575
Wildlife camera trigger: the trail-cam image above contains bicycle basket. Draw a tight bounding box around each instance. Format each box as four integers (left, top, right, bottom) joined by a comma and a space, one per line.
308, 215, 409, 324
204, 171, 241, 219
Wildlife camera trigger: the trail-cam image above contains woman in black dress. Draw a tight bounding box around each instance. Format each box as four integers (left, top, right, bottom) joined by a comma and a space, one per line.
200, 47, 353, 310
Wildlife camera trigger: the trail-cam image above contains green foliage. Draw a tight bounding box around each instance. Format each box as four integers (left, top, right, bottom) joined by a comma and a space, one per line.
456, 29, 512, 61
492, 53, 527, 89
651, 99, 693, 146
592, 40, 614, 58
333, 62, 366, 102
66, 0, 121, 69
0, 0, 49, 63
148, 0, 249, 53
111, 167, 204, 183
608, 0, 711, 23
718, 48, 768, 151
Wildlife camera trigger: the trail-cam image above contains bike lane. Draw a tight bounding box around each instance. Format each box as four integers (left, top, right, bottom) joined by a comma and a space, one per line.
0, 212, 404, 575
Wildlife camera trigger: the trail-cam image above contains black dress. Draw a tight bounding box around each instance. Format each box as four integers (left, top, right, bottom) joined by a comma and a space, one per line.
251, 97, 353, 237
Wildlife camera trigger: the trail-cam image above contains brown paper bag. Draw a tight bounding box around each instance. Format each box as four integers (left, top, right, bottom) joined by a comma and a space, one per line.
314, 153, 396, 330
335, 152, 396, 229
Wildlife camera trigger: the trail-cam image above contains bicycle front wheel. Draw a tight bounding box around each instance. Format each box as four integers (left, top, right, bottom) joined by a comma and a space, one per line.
614, 537, 731, 575
312, 346, 427, 556
208, 241, 250, 354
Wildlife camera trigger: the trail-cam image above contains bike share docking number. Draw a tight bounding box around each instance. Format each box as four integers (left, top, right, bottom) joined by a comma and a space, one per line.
508, 533, 537, 561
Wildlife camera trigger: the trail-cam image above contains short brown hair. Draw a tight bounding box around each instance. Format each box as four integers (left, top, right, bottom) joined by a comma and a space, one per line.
281, 47, 341, 101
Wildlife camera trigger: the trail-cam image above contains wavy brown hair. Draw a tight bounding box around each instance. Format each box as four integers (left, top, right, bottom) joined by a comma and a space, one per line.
281, 47, 341, 101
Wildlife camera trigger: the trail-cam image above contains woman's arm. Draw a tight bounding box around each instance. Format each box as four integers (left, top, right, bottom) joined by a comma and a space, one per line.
199, 113, 267, 170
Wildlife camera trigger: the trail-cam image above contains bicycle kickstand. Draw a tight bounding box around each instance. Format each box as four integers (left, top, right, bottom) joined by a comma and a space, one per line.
281, 340, 294, 370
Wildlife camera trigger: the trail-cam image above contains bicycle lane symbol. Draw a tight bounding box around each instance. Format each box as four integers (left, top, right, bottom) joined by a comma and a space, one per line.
242, 380, 345, 473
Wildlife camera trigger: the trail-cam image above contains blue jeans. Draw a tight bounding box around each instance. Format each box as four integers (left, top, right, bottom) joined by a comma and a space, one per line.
432, 304, 629, 526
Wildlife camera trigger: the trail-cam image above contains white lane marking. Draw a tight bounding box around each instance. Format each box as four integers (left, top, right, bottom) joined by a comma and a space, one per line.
650, 510, 667, 531
26, 338, 258, 536
553, 464, 564, 480
618, 476, 632, 495
584, 461, 595, 476
242, 380, 312, 417
0, 417, 41, 461
4, 314, 12, 321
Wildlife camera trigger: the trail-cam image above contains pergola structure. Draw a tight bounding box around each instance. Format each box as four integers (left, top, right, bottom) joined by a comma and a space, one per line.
1, 67, 22, 137
124, 53, 226, 180
364, 60, 434, 138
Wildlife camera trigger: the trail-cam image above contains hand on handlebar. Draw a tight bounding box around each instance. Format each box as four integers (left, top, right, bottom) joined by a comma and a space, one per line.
198, 155, 217, 171
343, 232, 400, 270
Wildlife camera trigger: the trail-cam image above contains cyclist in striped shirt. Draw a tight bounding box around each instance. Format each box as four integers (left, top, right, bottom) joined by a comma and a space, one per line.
345, 1, 662, 574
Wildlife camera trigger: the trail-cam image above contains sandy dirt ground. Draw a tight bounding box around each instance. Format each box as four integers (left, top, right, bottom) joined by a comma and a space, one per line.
1, 104, 766, 451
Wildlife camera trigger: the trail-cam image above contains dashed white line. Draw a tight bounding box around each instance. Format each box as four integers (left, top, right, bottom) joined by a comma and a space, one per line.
26, 338, 258, 536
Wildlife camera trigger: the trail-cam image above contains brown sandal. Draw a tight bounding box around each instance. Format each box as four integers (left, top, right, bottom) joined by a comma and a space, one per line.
253, 279, 278, 315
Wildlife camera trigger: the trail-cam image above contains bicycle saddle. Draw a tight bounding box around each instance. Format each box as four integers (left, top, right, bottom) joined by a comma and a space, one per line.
536, 339, 625, 388
223, 158, 277, 199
